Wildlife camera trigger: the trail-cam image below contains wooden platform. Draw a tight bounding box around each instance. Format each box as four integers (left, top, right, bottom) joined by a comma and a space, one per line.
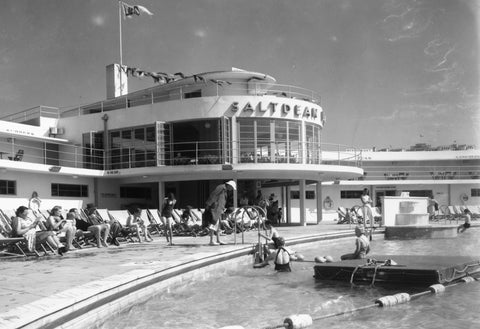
314, 255, 480, 285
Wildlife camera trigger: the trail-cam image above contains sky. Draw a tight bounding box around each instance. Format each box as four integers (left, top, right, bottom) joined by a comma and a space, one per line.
0, 0, 478, 149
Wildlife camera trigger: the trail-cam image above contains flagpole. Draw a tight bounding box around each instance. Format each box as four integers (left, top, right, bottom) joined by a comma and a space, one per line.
118, 1, 123, 95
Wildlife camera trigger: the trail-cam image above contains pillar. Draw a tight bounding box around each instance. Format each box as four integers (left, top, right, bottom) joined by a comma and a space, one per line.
316, 181, 322, 224
300, 179, 306, 226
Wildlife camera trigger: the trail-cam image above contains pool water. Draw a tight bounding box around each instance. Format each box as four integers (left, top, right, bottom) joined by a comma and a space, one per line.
98, 230, 480, 329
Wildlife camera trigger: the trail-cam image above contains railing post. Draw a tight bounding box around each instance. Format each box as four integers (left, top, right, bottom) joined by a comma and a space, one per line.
196, 142, 198, 164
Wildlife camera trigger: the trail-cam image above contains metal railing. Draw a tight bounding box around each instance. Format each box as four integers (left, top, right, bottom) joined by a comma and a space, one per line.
1, 137, 477, 180
59, 80, 321, 118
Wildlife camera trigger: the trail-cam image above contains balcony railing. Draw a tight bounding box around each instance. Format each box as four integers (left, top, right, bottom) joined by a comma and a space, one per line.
1, 137, 478, 180
59, 80, 321, 118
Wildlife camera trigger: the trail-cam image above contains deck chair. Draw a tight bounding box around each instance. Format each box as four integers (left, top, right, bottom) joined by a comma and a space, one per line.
8, 149, 24, 161
140, 209, 161, 236
146, 209, 165, 235
0, 209, 51, 257
107, 210, 136, 243
466, 205, 480, 219
447, 206, 462, 222
0, 211, 27, 258
372, 207, 383, 225
336, 207, 348, 224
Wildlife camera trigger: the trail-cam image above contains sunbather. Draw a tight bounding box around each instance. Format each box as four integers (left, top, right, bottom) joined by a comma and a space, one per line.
11, 206, 67, 254
69, 208, 109, 248
84, 205, 114, 247
47, 206, 77, 251
127, 208, 153, 242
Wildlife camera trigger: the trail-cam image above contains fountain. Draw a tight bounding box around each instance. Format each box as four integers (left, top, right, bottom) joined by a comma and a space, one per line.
382, 193, 457, 239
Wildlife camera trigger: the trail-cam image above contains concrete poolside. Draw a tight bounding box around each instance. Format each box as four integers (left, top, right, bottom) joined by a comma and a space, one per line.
0, 218, 469, 329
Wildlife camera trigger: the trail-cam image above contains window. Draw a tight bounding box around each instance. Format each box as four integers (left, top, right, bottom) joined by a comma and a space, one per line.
341, 190, 363, 199
407, 190, 432, 197
472, 189, 480, 197
290, 190, 300, 199
51, 184, 88, 197
306, 191, 315, 199
120, 186, 152, 199
0, 180, 16, 195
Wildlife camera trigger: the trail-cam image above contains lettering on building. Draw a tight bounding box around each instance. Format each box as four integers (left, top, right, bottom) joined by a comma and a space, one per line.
230, 101, 322, 124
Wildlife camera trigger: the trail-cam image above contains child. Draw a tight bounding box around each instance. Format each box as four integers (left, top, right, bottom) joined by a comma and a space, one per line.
458, 209, 472, 233
341, 226, 370, 260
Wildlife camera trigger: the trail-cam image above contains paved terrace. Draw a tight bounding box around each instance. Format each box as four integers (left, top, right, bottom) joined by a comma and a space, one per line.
0, 218, 469, 329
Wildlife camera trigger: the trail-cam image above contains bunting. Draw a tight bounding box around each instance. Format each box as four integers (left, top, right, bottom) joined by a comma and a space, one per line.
122, 65, 211, 85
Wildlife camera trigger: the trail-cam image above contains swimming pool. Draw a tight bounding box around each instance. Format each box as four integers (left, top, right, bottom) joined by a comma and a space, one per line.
98, 230, 480, 329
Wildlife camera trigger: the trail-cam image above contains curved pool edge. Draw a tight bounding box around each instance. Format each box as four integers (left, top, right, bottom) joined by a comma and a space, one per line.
0, 229, 382, 329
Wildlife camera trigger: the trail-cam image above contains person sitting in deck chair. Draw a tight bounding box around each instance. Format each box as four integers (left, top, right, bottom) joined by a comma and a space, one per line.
341, 226, 370, 260
47, 206, 77, 251
127, 208, 153, 243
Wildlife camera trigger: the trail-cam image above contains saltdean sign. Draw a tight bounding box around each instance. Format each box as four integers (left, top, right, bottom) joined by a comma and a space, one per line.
230, 101, 324, 124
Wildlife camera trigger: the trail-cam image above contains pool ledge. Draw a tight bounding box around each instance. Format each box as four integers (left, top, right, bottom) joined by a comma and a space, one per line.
0, 229, 381, 329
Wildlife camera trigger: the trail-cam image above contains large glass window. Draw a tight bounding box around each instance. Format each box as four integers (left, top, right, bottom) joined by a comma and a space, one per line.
288, 121, 301, 164
108, 125, 157, 169
306, 123, 321, 164
237, 118, 314, 164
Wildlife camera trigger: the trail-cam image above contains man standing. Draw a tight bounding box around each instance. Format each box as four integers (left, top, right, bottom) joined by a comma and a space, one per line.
204, 180, 236, 245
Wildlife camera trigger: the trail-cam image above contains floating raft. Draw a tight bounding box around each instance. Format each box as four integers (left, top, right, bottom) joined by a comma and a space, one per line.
314, 255, 480, 285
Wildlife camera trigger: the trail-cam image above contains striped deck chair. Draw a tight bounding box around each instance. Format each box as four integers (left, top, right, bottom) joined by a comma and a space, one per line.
0, 210, 27, 258
0, 209, 50, 257
146, 209, 165, 235
140, 209, 161, 236
107, 210, 136, 243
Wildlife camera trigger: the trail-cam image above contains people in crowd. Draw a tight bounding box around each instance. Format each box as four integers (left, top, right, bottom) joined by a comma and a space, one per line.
28, 191, 42, 216
84, 204, 117, 246
266, 193, 280, 225
161, 192, 177, 245
47, 206, 76, 251
360, 188, 373, 226
458, 208, 472, 233
11, 206, 67, 254
261, 237, 301, 272
204, 180, 236, 245
428, 195, 439, 220
239, 192, 249, 207
259, 220, 281, 248
340, 226, 370, 260
127, 207, 153, 242
69, 208, 109, 248
178, 206, 203, 236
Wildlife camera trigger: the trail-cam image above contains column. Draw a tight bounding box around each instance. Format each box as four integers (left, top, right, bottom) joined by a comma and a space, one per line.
316, 181, 322, 224
300, 179, 306, 226
286, 185, 291, 224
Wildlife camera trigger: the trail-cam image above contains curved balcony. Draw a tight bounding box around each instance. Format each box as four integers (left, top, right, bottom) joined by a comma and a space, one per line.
59, 80, 321, 118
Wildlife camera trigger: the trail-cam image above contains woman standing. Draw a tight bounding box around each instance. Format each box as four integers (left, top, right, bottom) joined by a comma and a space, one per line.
161, 193, 176, 245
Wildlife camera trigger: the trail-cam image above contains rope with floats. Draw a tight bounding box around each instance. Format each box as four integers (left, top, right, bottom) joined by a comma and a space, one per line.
219, 269, 480, 329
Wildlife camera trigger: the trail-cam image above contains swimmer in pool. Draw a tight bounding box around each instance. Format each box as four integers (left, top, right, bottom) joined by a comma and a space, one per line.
261, 237, 301, 272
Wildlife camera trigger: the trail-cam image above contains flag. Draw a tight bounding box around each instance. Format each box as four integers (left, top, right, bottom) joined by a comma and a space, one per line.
122, 2, 153, 19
